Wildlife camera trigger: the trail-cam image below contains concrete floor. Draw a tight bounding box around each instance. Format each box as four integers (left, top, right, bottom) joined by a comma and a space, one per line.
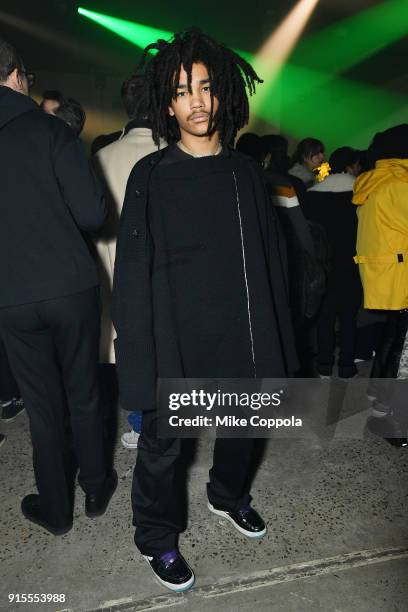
1, 363, 408, 612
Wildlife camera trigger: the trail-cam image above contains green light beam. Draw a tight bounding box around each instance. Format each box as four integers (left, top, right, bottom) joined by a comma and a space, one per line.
290, 0, 408, 74
78, 7, 173, 49
78, 6, 253, 63
252, 62, 408, 152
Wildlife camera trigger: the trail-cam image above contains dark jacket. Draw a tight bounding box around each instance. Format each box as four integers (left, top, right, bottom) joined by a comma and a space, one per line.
112, 146, 298, 412
0, 86, 106, 307
303, 173, 361, 298
264, 170, 328, 321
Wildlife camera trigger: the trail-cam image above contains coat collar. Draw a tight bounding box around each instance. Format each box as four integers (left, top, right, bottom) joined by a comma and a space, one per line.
123, 117, 152, 136
308, 172, 355, 193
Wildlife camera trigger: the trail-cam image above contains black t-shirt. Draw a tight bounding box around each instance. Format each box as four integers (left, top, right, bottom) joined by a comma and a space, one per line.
158, 143, 227, 165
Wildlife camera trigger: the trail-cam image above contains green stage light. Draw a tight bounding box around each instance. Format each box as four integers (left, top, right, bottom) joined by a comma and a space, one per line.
252, 0, 408, 145
78, 7, 173, 49
291, 0, 408, 74
78, 6, 252, 62
251, 61, 408, 152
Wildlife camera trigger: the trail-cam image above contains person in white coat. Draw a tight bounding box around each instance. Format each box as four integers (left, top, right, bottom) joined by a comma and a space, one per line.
93, 73, 166, 448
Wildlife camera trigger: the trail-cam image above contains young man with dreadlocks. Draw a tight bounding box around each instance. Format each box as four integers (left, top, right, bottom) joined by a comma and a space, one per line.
112, 28, 297, 592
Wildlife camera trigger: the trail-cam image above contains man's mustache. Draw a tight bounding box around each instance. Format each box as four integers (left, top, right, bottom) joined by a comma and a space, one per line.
188, 111, 210, 120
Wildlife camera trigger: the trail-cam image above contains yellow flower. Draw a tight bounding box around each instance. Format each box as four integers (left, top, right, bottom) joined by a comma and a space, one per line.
314, 162, 331, 182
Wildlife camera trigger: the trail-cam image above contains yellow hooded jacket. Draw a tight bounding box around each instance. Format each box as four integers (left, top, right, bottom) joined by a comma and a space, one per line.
353, 158, 408, 310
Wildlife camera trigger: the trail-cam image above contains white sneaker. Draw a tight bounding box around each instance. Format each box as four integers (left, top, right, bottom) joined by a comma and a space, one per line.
121, 430, 140, 449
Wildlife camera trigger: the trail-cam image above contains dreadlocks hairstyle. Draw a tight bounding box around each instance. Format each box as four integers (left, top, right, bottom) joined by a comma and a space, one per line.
139, 28, 262, 146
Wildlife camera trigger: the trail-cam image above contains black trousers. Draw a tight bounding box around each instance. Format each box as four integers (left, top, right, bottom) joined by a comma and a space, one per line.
370, 310, 408, 379
367, 310, 408, 433
355, 322, 385, 360
316, 280, 361, 373
0, 336, 19, 400
0, 288, 106, 525
132, 409, 255, 556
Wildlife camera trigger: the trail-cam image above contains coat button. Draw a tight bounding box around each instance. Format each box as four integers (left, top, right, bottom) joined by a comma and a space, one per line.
132, 229, 139, 238
135, 189, 142, 197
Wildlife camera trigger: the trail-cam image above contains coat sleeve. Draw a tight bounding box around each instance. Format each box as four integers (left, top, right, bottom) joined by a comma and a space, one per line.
50, 119, 106, 232
278, 206, 315, 257
111, 158, 157, 412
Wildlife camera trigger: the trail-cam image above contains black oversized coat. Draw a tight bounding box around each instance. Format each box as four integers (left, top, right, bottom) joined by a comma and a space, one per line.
112, 146, 298, 412
0, 86, 105, 307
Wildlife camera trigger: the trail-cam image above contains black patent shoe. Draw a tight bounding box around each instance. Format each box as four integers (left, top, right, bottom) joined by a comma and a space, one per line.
21, 495, 72, 536
85, 469, 118, 518
142, 550, 195, 592
208, 502, 267, 538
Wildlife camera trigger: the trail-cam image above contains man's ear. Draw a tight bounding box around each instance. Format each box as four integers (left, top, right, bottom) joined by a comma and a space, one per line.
168, 105, 175, 117
8, 68, 28, 95
7, 68, 20, 88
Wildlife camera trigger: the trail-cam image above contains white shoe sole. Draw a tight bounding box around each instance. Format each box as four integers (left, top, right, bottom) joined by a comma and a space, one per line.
142, 555, 195, 592
207, 502, 267, 539
0, 436, 5, 448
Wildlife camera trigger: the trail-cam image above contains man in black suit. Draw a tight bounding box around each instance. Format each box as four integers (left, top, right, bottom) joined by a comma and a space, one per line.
0, 39, 117, 535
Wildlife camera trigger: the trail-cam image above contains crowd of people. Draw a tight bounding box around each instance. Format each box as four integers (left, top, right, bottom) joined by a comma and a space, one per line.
0, 27, 407, 593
